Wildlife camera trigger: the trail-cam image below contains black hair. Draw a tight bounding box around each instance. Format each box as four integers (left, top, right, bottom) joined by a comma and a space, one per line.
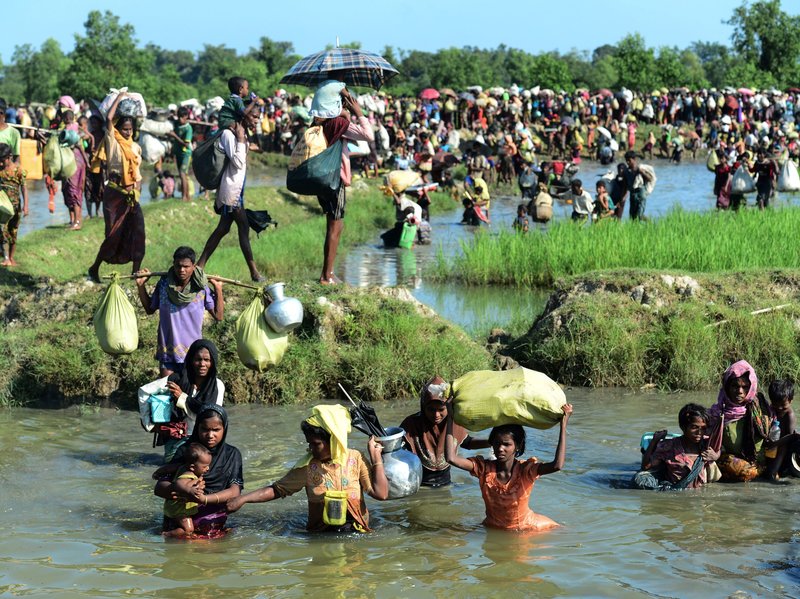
186, 442, 212, 463
624, 150, 638, 160
172, 246, 197, 264
517, 204, 528, 214
177, 106, 190, 119
0, 143, 11, 161
115, 115, 136, 132
768, 379, 794, 403
571, 178, 582, 188
489, 424, 526, 456
678, 403, 709, 430
301, 421, 331, 443
596, 180, 607, 189
228, 76, 247, 95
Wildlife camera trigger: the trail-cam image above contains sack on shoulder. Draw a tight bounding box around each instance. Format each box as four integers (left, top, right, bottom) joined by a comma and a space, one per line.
193, 130, 228, 190
286, 139, 343, 196
288, 126, 328, 170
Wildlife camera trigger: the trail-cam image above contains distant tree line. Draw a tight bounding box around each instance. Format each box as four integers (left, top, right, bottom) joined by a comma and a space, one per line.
0, 1, 797, 107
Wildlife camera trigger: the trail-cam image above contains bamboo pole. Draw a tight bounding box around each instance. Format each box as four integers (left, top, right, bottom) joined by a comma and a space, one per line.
705, 304, 792, 328
101, 272, 260, 290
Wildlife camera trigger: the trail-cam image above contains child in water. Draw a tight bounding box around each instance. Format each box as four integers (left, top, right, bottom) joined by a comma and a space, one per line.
163, 442, 212, 537
636, 403, 720, 489
765, 380, 798, 483
513, 204, 529, 233
445, 404, 572, 531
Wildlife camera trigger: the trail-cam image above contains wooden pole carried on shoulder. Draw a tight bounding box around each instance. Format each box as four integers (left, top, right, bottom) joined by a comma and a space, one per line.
101, 272, 261, 290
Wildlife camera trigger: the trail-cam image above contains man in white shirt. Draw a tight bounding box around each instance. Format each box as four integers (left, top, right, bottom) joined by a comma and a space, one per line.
197, 110, 264, 282
564, 179, 594, 223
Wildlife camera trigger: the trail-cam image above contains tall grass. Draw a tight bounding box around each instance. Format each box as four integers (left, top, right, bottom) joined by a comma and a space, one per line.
434, 207, 800, 286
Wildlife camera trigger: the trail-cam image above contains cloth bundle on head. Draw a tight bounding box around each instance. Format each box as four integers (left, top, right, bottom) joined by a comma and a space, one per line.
58, 95, 76, 111
309, 80, 346, 119
709, 359, 758, 424
300, 404, 352, 467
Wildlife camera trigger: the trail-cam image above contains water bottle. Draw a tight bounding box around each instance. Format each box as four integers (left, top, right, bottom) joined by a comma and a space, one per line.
765, 419, 780, 458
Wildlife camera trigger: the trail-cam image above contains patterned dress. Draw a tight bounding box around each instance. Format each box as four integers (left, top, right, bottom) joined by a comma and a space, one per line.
0, 165, 26, 244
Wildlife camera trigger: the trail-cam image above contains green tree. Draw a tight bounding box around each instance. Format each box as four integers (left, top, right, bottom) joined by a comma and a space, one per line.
60, 10, 152, 100
612, 33, 656, 90
530, 53, 573, 91
690, 41, 734, 89
12, 39, 70, 104
727, 0, 800, 85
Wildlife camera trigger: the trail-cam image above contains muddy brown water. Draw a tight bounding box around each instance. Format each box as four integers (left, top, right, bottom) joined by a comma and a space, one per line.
1, 392, 798, 596
7, 160, 800, 596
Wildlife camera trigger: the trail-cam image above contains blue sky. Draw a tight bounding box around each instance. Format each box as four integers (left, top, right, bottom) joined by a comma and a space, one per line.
2, 1, 757, 63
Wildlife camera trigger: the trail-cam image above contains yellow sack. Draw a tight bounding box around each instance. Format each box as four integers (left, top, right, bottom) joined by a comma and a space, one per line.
235, 292, 289, 371
452, 367, 566, 431
706, 150, 720, 173
20, 139, 43, 181
384, 170, 423, 194
93, 276, 139, 355
0, 190, 14, 224
288, 125, 328, 171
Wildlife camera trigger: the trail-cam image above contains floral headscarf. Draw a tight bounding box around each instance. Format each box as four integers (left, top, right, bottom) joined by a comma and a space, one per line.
708, 360, 758, 424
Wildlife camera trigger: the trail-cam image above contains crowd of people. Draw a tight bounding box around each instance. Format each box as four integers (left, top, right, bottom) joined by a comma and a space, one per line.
3, 77, 800, 538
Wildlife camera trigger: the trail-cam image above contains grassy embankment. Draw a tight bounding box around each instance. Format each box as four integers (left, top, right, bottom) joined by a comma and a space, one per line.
505, 269, 800, 390
427, 207, 800, 390
0, 184, 491, 407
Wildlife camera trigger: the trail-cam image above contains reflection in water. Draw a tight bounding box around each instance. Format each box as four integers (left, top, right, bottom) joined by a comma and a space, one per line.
1, 395, 799, 596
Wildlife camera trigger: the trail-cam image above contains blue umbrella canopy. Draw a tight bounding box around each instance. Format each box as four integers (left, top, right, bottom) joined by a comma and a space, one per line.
280, 48, 399, 90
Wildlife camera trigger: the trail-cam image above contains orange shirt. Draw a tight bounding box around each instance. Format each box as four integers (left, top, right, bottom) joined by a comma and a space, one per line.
468, 456, 559, 532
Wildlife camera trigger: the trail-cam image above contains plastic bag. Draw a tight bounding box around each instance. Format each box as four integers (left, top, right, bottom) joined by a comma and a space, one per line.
0, 190, 14, 224
93, 276, 139, 355
286, 140, 343, 196
777, 160, 800, 192
384, 170, 423, 194
451, 367, 566, 431
193, 130, 228, 190
99, 89, 147, 118
706, 150, 720, 173
731, 166, 756, 194
638, 164, 657, 195
139, 132, 170, 165
234, 292, 289, 371
139, 119, 174, 137
288, 126, 328, 170
43, 135, 77, 180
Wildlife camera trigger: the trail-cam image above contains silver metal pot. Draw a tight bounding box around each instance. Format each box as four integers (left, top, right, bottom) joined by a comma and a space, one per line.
263, 282, 304, 333
376, 426, 422, 499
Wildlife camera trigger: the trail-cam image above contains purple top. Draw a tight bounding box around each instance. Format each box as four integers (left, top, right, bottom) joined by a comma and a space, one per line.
150, 277, 215, 364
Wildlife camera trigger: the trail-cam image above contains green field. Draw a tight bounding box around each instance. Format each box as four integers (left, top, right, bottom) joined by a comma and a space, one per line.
433, 207, 800, 287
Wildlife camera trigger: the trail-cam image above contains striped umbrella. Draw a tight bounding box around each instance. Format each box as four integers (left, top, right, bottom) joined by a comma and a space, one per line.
279, 47, 399, 90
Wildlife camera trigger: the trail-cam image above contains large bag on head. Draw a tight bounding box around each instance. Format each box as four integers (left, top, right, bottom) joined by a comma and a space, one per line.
777, 159, 800, 192
93, 276, 139, 355
451, 367, 566, 431
234, 291, 289, 371
731, 165, 756, 194
99, 88, 147, 118
0, 190, 14, 224
286, 126, 343, 196
193, 129, 228, 190
385, 170, 423, 194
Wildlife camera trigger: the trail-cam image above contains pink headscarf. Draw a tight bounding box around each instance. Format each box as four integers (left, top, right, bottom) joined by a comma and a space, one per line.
708, 360, 758, 424
58, 95, 77, 111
